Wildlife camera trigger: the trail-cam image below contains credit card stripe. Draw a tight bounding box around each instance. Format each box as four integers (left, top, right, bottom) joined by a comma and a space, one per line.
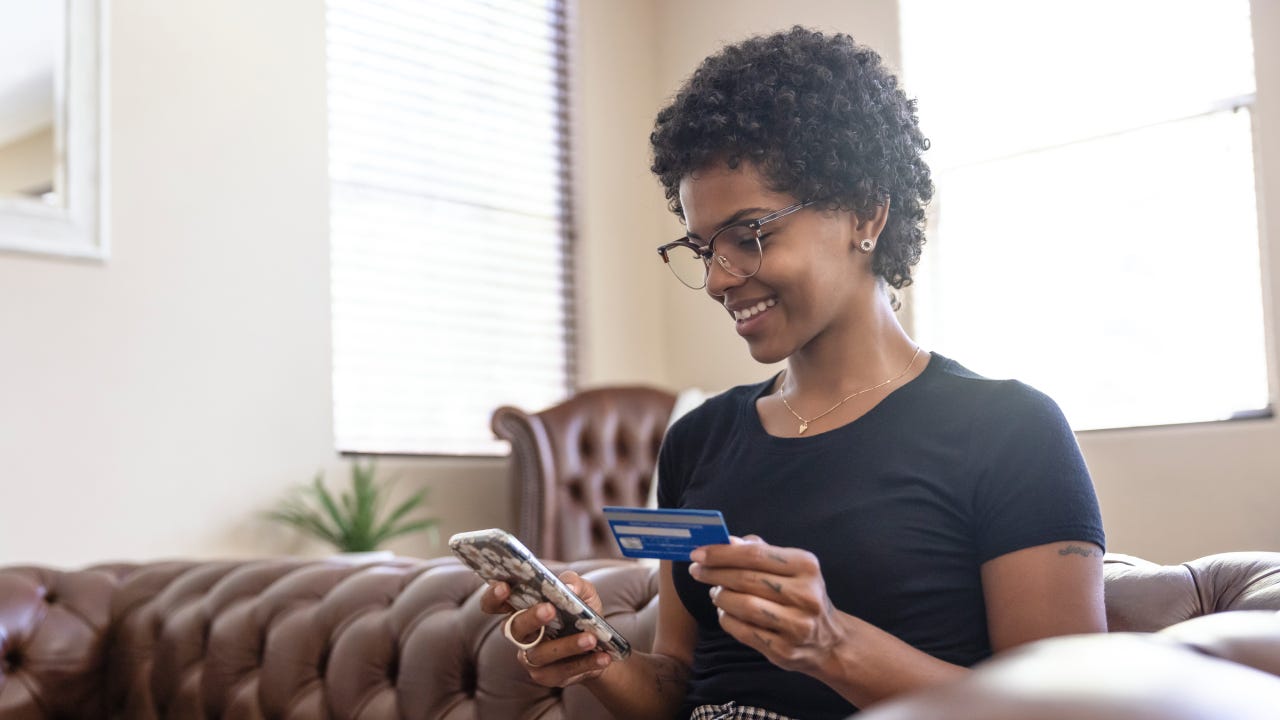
613, 525, 692, 538
603, 511, 723, 525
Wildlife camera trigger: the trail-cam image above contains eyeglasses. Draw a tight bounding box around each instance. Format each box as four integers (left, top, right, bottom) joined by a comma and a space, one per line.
656, 200, 816, 290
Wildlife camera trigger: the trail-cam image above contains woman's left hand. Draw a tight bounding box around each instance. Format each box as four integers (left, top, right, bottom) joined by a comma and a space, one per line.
689, 535, 847, 676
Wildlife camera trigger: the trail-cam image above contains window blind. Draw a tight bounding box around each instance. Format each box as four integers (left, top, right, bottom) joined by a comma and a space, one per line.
900, 0, 1268, 431
327, 0, 574, 455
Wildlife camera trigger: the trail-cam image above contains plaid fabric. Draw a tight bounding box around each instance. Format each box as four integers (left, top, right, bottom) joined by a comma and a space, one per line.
689, 701, 796, 720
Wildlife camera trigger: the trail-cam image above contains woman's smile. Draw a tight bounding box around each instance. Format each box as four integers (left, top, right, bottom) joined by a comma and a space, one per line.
727, 297, 778, 335
729, 297, 777, 322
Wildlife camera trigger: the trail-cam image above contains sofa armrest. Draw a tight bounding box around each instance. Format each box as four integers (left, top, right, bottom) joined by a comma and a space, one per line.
858, 626, 1280, 720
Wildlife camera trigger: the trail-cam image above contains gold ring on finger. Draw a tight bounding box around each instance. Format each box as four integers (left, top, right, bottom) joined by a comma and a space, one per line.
502, 608, 547, 650
521, 647, 546, 668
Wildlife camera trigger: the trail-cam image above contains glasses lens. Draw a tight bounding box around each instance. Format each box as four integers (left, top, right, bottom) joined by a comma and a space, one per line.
663, 243, 710, 289
712, 225, 762, 278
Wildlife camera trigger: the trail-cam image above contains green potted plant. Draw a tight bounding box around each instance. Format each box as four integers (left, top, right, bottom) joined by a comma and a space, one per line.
267, 459, 437, 554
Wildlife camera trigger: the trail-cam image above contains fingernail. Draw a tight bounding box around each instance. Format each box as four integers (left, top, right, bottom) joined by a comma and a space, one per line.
688, 563, 701, 577
709, 586, 720, 602
537, 604, 554, 621
596, 653, 610, 667
495, 584, 508, 599
578, 634, 594, 649
690, 549, 705, 563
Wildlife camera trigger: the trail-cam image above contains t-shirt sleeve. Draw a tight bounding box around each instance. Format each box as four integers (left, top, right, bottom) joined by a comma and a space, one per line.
968, 382, 1106, 563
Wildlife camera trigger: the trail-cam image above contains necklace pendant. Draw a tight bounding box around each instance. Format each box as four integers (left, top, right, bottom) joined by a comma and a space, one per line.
798, 420, 809, 434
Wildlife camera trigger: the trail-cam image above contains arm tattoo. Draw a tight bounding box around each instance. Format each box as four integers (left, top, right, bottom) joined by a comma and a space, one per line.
1058, 545, 1098, 558
761, 578, 783, 594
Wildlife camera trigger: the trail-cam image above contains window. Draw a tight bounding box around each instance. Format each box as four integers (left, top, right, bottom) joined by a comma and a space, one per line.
327, 0, 575, 455
901, 0, 1268, 430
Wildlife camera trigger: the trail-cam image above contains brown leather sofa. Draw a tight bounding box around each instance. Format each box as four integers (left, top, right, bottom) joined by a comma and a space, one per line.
2, 551, 1278, 719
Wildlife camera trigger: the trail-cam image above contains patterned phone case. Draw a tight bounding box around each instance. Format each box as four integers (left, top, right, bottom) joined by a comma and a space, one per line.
449, 528, 632, 660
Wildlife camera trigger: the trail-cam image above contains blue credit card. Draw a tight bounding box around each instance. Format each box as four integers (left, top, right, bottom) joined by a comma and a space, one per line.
602, 506, 730, 561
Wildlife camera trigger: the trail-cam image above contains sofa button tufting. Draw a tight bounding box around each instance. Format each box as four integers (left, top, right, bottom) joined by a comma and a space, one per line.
461, 664, 477, 696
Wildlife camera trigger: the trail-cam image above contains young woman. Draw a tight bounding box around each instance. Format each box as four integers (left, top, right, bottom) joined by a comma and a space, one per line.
483, 26, 1105, 720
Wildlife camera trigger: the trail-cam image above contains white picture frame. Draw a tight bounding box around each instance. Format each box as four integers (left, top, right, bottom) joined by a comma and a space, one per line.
0, 0, 109, 261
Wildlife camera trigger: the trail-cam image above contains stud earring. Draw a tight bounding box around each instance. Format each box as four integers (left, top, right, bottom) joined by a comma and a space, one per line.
859, 238, 875, 253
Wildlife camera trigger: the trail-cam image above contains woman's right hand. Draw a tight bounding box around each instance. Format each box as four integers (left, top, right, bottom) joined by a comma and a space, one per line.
479, 571, 617, 686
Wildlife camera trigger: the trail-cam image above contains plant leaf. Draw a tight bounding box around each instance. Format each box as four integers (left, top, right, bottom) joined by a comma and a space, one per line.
372, 490, 428, 539
351, 459, 379, 549
373, 518, 438, 546
265, 460, 436, 553
268, 508, 344, 548
311, 473, 354, 546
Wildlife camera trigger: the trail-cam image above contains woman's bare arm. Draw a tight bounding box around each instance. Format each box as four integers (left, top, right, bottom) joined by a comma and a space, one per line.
980, 540, 1107, 650
582, 561, 698, 720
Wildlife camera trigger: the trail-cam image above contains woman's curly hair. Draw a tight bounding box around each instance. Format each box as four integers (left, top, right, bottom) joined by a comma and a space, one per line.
650, 26, 933, 292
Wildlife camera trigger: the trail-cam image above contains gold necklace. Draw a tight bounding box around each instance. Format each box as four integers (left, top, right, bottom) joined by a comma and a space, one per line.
779, 347, 923, 434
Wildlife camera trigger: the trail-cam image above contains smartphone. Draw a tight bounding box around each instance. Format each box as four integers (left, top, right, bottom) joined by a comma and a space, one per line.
448, 528, 632, 660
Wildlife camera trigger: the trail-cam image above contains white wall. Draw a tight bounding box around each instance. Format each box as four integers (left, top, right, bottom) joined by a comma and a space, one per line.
1, 0, 1278, 568
572, 0, 669, 388
0, 0, 334, 566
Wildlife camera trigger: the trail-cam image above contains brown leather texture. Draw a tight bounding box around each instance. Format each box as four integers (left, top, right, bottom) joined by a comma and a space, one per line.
0, 557, 658, 719
1, 551, 1276, 719
492, 385, 676, 562
1104, 551, 1280, 631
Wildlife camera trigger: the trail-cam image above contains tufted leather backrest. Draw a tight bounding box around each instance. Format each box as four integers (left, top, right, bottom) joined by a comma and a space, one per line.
0, 564, 133, 717
1103, 551, 1280, 632
0, 557, 660, 720
492, 385, 676, 561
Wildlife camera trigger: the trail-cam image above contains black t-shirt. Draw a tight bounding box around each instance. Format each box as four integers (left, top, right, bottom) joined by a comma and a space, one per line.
657, 353, 1105, 719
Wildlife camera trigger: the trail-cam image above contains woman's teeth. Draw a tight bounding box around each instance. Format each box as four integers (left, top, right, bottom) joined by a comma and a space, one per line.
733, 298, 777, 321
